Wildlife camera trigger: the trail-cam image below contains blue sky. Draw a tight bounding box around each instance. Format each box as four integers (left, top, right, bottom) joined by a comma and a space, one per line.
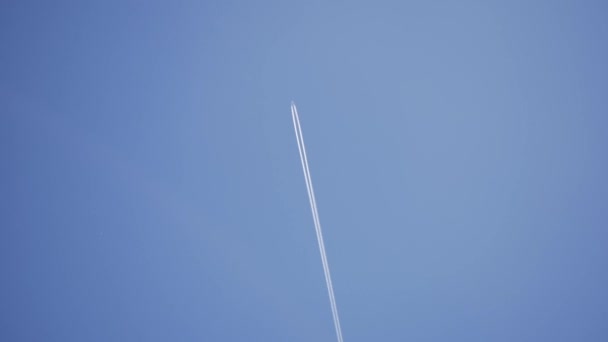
2, 1, 607, 341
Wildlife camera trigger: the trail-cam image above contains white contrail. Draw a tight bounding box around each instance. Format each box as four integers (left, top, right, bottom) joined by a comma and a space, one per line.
291, 102, 344, 342
291, 103, 340, 334
291, 102, 343, 342
293, 104, 341, 341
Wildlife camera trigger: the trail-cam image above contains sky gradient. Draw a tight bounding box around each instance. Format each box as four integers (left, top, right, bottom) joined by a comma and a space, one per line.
2, 1, 608, 341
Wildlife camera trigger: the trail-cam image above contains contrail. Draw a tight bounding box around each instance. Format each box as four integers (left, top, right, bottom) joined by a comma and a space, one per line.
291, 103, 340, 335
291, 102, 343, 342
291, 101, 344, 342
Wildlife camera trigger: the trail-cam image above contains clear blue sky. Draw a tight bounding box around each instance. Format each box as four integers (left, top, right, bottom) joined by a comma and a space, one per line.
2, 1, 607, 341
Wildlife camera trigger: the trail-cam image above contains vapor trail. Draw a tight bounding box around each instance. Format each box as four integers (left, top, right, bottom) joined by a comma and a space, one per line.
293, 105, 341, 340
291, 103, 340, 332
291, 102, 344, 342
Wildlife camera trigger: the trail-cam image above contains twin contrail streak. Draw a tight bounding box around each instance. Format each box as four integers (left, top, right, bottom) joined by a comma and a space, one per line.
291, 101, 344, 342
